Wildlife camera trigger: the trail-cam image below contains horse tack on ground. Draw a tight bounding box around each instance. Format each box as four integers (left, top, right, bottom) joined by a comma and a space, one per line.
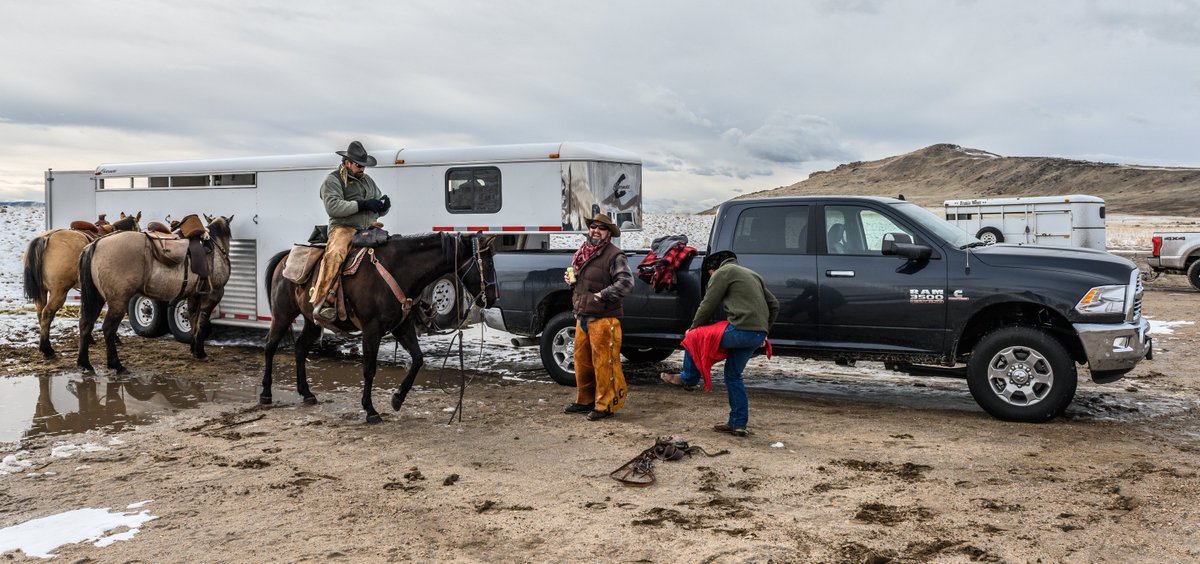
76, 215, 234, 374
21, 212, 141, 359
261, 232, 499, 423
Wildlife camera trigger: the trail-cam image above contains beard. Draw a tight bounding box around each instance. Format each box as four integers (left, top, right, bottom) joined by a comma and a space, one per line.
586, 235, 608, 246
351, 170, 365, 179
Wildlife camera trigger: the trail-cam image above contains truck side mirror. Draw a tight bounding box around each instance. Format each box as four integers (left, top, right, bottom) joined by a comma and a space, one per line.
882, 232, 932, 260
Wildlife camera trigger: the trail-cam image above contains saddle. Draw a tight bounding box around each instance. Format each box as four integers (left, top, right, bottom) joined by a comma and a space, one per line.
145, 217, 213, 293
69, 220, 101, 239
286, 226, 410, 328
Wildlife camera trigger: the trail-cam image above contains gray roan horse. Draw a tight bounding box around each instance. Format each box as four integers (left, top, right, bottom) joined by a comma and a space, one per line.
77, 215, 234, 373
261, 232, 498, 423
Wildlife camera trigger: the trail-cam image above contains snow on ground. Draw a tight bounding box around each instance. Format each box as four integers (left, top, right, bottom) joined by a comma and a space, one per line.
0, 502, 158, 558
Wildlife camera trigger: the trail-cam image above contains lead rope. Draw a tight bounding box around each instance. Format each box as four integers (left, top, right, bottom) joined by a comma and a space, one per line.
445, 233, 469, 424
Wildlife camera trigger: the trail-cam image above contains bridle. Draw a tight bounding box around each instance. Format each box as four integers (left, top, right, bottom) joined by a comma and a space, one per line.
452, 233, 498, 308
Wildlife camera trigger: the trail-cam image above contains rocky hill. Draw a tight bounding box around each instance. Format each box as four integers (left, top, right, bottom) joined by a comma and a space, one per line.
725, 144, 1199, 216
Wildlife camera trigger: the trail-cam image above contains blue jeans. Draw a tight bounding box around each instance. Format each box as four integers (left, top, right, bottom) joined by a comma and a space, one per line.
680, 324, 767, 429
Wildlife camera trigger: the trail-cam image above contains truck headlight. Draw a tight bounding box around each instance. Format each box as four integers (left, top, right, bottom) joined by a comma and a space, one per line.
1075, 285, 1126, 314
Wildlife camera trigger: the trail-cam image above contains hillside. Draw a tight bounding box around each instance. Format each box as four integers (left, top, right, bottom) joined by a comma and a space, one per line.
725, 144, 1199, 216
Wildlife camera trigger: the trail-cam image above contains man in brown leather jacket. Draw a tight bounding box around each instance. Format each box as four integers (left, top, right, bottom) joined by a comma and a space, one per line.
563, 213, 634, 421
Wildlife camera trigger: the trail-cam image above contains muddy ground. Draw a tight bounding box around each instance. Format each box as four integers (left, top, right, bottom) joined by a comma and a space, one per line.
2, 280, 1199, 562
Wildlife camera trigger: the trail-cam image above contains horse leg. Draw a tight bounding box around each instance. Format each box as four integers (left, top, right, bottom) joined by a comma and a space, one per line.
77, 300, 101, 372
101, 299, 128, 374
390, 318, 424, 412
188, 295, 211, 361
34, 293, 55, 359
361, 329, 384, 423
291, 320, 322, 405
262, 313, 292, 405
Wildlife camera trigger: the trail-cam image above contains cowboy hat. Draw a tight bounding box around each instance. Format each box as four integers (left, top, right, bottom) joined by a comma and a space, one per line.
586, 213, 620, 237
336, 140, 378, 167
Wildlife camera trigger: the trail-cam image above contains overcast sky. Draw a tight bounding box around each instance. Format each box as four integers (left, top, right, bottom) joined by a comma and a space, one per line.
2, 1, 1198, 211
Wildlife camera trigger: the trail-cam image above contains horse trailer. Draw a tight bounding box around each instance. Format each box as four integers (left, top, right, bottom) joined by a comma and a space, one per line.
943, 195, 1106, 250
45, 142, 642, 335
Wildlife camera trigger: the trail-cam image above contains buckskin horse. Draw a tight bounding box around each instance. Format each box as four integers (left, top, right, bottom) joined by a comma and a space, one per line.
22, 212, 141, 359
260, 232, 498, 423
76, 215, 233, 373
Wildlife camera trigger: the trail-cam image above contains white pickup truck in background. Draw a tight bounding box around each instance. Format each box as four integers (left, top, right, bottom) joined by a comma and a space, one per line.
1147, 231, 1200, 290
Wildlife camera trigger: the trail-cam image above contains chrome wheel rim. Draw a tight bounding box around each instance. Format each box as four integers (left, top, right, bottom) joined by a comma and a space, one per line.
133, 296, 156, 327
430, 278, 456, 316
986, 345, 1053, 406
173, 302, 192, 333
551, 325, 575, 375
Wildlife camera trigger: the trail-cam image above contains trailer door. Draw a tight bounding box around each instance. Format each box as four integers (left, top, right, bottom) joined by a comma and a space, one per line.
45, 171, 97, 230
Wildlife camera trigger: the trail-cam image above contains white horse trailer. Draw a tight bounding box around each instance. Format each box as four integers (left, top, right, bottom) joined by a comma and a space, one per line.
943, 195, 1106, 250
45, 142, 642, 333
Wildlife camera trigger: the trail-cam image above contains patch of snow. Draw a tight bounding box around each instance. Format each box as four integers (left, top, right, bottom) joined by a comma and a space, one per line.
0, 505, 158, 558
0, 451, 33, 474
1148, 319, 1194, 335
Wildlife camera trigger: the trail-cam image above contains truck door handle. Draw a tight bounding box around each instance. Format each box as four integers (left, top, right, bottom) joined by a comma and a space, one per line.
826, 270, 855, 278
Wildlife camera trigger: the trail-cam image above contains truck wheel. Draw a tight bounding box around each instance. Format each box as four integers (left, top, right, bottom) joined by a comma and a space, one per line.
976, 227, 1004, 245
127, 294, 168, 338
967, 326, 1076, 422
167, 301, 193, 344
621, 346, 674, 363
539, 312, 577, 386
1188, 260, 1200, 291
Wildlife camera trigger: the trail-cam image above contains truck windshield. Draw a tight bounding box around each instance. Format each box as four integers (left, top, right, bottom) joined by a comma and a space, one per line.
891, 202, 979, 248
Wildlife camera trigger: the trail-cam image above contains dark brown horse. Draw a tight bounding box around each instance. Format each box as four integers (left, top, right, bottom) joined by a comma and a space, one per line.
77, 215, 233, 373
22, 213, 141, 358
261, 232, 498, 423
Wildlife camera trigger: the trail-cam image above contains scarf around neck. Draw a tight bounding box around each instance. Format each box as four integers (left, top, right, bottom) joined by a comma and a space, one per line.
571, 238, 609, 274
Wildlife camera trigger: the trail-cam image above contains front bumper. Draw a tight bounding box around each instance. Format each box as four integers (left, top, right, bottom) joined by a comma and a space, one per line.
1074, 317, 1152, 375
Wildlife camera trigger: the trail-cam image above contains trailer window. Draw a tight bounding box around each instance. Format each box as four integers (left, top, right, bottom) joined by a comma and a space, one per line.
214, 173, 255, 187
446, 167, 501, 213
171, 175, 209, 188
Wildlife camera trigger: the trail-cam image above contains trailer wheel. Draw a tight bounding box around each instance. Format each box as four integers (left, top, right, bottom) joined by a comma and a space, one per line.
423, 275, 463, 329
976, 227, 1004, 245
1187, 260, 1200, 291
621, 346, 674, 364
967, 326, 1076, 422
539, 312, 577, 386
127, 294, 168, 338
167, 301, 193, 344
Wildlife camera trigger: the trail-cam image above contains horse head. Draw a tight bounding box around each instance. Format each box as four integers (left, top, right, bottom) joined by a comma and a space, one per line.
204, 215, 234, 249
452, 233, 499, 309
111, 211, 141, 232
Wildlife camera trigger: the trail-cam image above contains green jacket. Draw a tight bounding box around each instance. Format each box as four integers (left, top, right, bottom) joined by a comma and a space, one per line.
322, 165, 388, 229
691, 261, 780, 332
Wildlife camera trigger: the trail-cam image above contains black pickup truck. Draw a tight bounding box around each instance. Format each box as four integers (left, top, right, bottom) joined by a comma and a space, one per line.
482, 196, 1152, 422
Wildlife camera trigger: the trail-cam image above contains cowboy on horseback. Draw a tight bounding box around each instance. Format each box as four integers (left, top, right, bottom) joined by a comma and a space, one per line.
310, 140, 391, 323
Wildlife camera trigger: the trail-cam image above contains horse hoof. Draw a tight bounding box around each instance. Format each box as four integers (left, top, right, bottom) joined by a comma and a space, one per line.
42, 351, 56, 361
78, 362, 94, 373
365, 414, 383, 424
391, 394, 405, 411
194, 354, 209, 362
259, 395, 273, 405
303, 396, 318, 406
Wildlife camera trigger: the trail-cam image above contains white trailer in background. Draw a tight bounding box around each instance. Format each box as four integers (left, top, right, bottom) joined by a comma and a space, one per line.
943, 195, 1106, 250
45, 142, 642, 338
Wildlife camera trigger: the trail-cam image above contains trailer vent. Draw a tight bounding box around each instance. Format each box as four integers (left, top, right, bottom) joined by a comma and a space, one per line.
218, 239, 258, 318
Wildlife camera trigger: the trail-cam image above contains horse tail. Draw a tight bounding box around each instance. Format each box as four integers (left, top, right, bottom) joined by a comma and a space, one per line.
78, 242, 104, 324
22, 234, 49, 301
264, 250, 289, 301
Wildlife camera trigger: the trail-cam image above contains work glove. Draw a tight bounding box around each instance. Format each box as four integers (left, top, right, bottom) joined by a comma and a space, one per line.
356, 198, 386, 213
379, 194, 392, 213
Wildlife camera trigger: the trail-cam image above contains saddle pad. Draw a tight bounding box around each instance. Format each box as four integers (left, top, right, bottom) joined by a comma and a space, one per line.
283, 245, 324, 284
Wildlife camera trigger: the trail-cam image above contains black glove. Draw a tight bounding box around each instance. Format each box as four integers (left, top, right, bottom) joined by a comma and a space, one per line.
356, 198, 385, 213
379, 194, 391, 213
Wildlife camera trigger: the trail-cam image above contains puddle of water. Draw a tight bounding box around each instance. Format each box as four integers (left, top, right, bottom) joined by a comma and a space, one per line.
0, 361, 509, 443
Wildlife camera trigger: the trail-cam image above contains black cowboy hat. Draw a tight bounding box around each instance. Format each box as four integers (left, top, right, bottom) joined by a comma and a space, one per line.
586, 213, 621, 237
702, 250, 737, 272
336, 140, 378, 167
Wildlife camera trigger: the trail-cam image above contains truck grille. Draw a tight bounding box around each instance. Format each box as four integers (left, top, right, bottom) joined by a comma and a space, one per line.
1127, 268, 1143, 323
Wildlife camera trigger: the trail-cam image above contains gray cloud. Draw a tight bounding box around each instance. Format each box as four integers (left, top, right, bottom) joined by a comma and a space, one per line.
723, 113, 855, 164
